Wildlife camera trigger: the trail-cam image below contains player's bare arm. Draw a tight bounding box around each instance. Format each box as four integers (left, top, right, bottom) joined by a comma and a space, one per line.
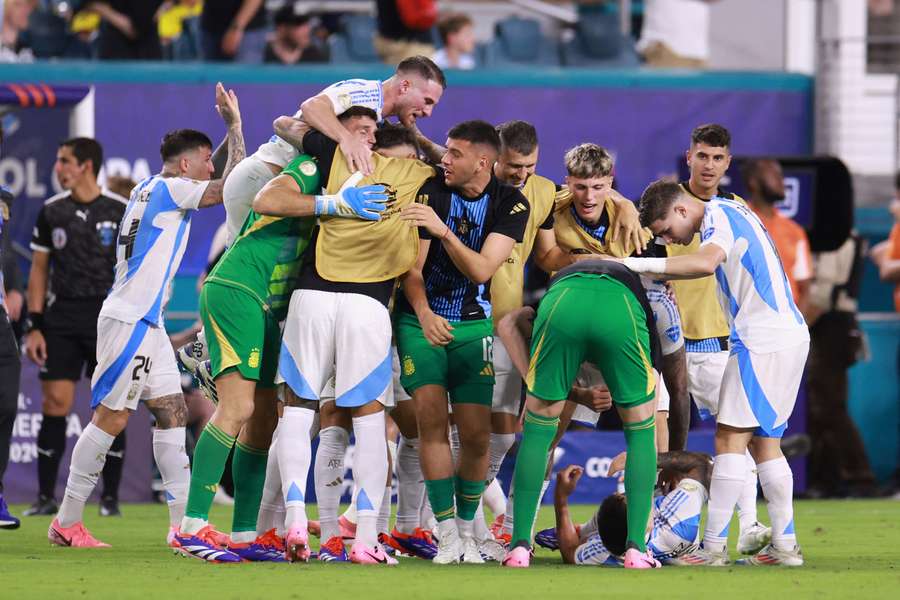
554, 465, 585, 564
409, 122, 447, 165
24, 249, 49, 366
199, 83, 245, 207
402, 239, 454, 346
532, 227, 577, 273
606, 189, 646, 255
662, 347, 690, 451
298, 93, 374, 175
623, 243, 726, 280
496, 306, 534, 378
272, 116, 312, 151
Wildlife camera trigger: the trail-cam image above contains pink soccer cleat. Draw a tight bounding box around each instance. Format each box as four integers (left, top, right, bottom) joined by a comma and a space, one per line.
48, 518, 111, 548
284, 525, 311, 562
501, 544, 531, 568
349, 541, 398, 565
624, 548, 662, 569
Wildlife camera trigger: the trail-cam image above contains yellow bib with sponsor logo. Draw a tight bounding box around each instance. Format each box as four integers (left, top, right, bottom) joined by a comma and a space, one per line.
553, 187, 652, 258
490, 174, 556, 327
316, 151, 435, 283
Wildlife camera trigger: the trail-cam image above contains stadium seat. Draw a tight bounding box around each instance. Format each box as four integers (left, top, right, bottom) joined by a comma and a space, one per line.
328, 14, 381, 63
21, 10, 76, 59
481, 17, 560, 67
560, 13, 640, 67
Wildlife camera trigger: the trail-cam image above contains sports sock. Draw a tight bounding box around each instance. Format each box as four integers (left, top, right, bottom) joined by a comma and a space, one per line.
487, 432, 515, 484
622, 415, 657, 553
703, 452, 746, 552
57, 423, 114, 528
501, 487, 514, 537
482, 477, 506, 517
101, 430, 126, 501
342, 485, 359, 525
377, 485, 392, 536
352, 411, 388, 547
419, 486, 436, 531
152, 427, 189, 527
37, 414, 67, 498
257, 433, 284, 536
737, 450, 760, 533
757, 456, 797, 551
395, 436, 424, 534
511, 411, 558, 546
313, 425, 349, 542
231, 441, 269, 541
424, 477, 455, 523
454, 476, 485, 524
182, 423, 236, 533
473, 500, 490, 541
278, 407, 315, 530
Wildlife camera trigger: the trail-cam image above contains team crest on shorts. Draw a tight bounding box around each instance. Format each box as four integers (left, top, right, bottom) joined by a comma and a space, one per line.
248, 348, 260, 369
403, 355, 415, 376
127, 383, 140, 402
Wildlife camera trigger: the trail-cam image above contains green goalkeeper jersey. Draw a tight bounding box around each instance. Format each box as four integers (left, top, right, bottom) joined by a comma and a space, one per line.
205, 154, 320, 321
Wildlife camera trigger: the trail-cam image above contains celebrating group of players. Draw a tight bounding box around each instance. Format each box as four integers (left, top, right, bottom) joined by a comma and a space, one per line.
45, 55, 809, 570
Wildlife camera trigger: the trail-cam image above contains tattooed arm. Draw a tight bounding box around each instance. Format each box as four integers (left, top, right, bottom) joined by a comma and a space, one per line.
199, 82, 245, 207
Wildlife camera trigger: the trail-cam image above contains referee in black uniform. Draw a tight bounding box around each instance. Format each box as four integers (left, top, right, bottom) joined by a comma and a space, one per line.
23, 138, 128, 517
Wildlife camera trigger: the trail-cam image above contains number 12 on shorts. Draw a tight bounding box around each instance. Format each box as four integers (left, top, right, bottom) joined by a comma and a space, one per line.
482, 336, 494, 362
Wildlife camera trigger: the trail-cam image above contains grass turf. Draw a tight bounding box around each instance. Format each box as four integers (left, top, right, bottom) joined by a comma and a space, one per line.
3, 500, 899, 599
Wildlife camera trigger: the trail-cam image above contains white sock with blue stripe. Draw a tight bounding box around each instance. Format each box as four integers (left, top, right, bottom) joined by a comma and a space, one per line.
278, 407, 316, 531
737, 450, 760, 533
351, 411, 387, 547
703, 453, 746, 553
57, 423, 115, 528
257, 433, 285, 536
314, 426, 349, 542
153, 427, 189, 527
757, 457, 797, 551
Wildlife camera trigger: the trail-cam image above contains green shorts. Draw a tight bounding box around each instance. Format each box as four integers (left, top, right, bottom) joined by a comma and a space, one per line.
200, 282, 281, 388
394, 312, 494, 405
526, 274, 656, 407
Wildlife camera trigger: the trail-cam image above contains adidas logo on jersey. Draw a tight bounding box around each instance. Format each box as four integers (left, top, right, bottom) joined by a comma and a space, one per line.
509, 202, 527, 215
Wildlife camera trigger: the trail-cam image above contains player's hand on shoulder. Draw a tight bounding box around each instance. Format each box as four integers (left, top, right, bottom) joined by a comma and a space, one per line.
401, 203, 446, 237
555, 465, 584, 496
420, 310, 454, 346
339, 136, 374, 176
214, 82, 241, 128
607, 189, 645, 255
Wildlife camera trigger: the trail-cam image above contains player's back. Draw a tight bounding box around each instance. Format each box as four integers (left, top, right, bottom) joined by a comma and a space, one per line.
100, 174, 209, 326
702, 197, 808, 354
648, 477, 707, 560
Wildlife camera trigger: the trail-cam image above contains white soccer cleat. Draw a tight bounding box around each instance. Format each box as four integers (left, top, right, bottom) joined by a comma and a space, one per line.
460, 536, 485, 564
432, 522, 462, 565
736, 544, 804, 567
176, 339, 206, 374
737, 521, 772, 555
478, 538, 506, 562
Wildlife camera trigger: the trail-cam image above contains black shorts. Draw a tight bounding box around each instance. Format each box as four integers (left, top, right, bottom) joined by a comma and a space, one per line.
39, 297, 103, 381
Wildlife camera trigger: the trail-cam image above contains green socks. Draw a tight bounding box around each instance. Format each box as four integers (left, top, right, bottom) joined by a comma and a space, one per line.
455, 476, 485, 521
231, 441, 269, 535
185, 423, 235, 521
424, 477, 456, 522
512, 410, 559, 547
623, 415, 657, 553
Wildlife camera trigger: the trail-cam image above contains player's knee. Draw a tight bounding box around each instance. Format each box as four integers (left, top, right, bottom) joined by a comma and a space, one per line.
93, 405, 130, 436
42, 390, 73, 416
458, 427, 490, 455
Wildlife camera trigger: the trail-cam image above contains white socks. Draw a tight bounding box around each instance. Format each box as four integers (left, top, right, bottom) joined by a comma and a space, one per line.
758, 456, 797, 550
257, 433, 285, 536
395, 436, 425, 534
351, 411, 387, 547
152, 427, 190, 527
57, 423, 114, 528
482, 477, 506, 517
703, 453, 746, 552
377, 485, 392, 537
737, 450, 760, 532
487, 432, 515, 484
278, 407, 316, 530
314, 425, 350, 542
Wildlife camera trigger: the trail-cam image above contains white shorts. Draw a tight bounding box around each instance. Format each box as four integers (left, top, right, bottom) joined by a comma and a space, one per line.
491, 336, 521, 416
91, 317, 182, 411
569, 365, 668, 426
643, 278, 684, 356
685, 350, 728, 420
222, 155, 277, 246
717, 342, 808, 437
278, 290, 393, 408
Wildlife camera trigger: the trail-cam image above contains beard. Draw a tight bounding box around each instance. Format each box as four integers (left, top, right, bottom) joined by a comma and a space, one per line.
760, 186, 785, 204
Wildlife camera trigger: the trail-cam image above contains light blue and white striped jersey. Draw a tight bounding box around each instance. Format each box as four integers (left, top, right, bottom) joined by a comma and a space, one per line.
254, 78, 384, 168
700, 197, 809, 353
647, 477, 707, 561
99, 175, 209, 326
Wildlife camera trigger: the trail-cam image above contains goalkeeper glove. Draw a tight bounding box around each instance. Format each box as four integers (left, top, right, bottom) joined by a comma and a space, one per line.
315, 172, 389, 221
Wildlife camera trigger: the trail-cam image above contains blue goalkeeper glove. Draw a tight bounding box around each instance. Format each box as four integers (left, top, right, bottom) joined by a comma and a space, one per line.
315, 172, 389, 221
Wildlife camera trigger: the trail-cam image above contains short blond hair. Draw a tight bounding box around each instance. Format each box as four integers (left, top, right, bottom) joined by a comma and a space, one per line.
564, 143, 613, 179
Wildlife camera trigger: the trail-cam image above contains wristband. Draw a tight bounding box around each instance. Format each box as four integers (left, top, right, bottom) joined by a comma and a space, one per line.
27, 312, 44, 332
622, 257, 666, 274
314, 195, 334, 216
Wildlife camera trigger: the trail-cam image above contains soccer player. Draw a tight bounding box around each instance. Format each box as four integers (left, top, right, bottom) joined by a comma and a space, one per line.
48, 83, 245, 549
497, 258, 663, 569
624, 180, 810, 566
668, 124, 770, 552
261, 108, 436, 565
395, 120, 530, 564
174, 108, 392, 563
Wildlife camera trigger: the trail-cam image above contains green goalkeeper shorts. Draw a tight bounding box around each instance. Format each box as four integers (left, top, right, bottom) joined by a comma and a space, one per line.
526, 274, 656, 407
394, 312, 494, 406
200, 282, 281, 388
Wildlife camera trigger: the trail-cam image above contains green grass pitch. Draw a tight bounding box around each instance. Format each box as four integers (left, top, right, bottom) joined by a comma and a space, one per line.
4, 500, 899, 599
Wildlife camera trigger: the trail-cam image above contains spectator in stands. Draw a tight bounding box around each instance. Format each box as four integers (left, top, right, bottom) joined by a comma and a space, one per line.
263, 5, 328, 65
90, 1, 164, 60
200, 0, 267, 62
743, 158, 813, 309
637, 0, 718, 68
0, 0, 35, 63
375, 0, 436, 65
158, 0, 203, 61
432, 12, 476, 70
